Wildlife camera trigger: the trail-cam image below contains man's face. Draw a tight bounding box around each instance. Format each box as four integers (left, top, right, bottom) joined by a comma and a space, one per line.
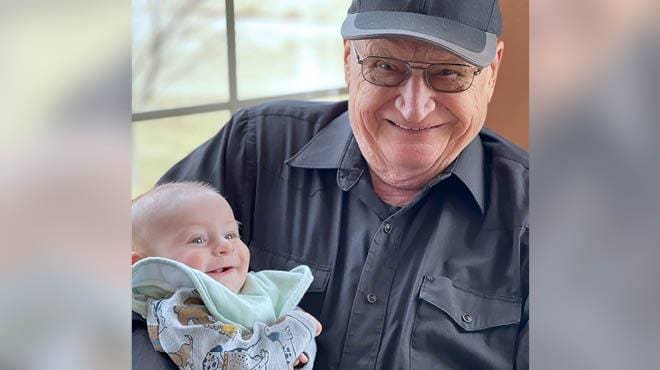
145, 192, 250, 293
344, 38, 503, 190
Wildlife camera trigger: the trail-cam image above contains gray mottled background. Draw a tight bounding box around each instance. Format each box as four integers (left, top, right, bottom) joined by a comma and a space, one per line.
0, 0, 658, 369
532, 0, 660, 368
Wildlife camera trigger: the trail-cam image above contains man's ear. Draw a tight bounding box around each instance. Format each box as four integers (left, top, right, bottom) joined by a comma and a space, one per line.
343, 39, 352, 87
132, 250, 146, 265
487, 40, 504, 103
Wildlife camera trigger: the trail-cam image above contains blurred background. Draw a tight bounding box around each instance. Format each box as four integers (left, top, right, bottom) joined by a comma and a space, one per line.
0, 1, 131, 370
131, 0, 529, 197
132, 0, 350, 196
531, 1, 660, 369
1, 0, 658, 369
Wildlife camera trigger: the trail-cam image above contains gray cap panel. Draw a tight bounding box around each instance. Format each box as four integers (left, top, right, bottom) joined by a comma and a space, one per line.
341, 12, 497, 67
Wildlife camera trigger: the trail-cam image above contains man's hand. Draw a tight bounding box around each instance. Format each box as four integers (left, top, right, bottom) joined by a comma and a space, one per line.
293, 312, 322, 368
293, 352, 310, 368
299, 311, 323, 336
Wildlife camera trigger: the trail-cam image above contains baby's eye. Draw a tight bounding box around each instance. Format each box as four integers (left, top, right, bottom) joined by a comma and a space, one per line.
190, 236, 206, 245
224, 233, 238, 240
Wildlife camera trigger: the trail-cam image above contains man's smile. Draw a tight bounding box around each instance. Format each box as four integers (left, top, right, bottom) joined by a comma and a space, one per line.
385, 119, 444, 132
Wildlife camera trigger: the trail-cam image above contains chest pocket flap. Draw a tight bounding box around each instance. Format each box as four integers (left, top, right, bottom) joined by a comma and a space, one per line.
419, 275, 522, 331
249, 243, 332, 293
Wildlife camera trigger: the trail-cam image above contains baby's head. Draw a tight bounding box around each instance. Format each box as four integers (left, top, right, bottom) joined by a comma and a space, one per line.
132, 182, 250, 293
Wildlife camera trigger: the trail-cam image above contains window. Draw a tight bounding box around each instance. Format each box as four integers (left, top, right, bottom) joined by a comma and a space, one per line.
132, 0, 350, 196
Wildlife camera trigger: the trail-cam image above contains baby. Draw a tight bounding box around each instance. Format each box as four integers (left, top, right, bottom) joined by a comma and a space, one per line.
132, 182, 320, 370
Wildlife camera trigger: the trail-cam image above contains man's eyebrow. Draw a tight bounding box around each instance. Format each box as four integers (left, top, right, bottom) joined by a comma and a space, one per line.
365, 44, 466, 64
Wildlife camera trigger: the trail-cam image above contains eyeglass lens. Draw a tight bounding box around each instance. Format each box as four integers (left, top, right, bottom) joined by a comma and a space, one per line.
361, 56, 476, 93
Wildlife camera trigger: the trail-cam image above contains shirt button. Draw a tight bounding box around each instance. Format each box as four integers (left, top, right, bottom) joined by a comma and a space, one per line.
367, 294, 378, 303
461, 313, 473, 323
383, 223, 392, 234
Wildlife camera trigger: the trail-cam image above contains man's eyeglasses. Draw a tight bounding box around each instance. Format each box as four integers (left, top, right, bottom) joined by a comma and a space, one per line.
352, 45, 482, 93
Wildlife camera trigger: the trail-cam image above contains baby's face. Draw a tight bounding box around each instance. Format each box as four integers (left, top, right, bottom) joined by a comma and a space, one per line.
146, 192, 250, 292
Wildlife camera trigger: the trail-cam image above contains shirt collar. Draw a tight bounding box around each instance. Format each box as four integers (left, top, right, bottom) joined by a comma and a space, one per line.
286, 112, 485, 214
445, 135, 486, 214
285, 111, 353, 170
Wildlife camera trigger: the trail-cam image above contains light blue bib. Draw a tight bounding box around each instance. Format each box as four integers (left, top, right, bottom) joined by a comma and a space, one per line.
132, 257, 313, 333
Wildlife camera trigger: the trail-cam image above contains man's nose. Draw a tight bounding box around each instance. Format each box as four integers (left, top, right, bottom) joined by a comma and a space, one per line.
394, 71, 436, 123
212, 240, 234, 256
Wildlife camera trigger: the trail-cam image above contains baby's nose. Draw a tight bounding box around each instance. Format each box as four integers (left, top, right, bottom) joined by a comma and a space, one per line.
212, 240, 234, 256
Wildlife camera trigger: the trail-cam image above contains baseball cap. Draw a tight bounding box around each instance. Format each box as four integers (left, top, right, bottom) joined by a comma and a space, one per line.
340, 0, 502, 67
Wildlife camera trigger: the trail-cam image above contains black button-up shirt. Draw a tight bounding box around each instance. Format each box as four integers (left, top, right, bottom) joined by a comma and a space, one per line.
158, 100, 529, 369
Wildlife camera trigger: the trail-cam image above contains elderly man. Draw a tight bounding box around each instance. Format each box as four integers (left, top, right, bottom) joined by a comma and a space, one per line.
133, 0, 528, 369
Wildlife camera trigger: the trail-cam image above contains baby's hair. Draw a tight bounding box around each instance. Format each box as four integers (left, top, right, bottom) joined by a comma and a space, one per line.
132, 181, 218, 205
132, 181, 221, 252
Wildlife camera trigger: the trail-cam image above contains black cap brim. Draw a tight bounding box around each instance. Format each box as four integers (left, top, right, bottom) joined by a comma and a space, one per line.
341, 11, 497, 68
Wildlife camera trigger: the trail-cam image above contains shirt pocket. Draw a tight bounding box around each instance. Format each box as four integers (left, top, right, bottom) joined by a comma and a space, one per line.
410, 275, 522, 370
248, 242, 333, 319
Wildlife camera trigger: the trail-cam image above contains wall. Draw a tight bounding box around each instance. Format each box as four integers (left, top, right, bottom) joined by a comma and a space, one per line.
486, 1, 529, 150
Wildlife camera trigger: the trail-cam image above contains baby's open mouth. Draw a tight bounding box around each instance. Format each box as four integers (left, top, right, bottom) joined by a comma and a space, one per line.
209, 267, 233, 274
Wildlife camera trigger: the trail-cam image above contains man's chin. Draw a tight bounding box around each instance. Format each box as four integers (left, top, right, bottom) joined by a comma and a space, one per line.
380, 162, 444, 186
386, 152, 444, 174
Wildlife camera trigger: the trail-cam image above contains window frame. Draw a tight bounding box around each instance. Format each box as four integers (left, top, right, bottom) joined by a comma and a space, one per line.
132, 0, 348, 122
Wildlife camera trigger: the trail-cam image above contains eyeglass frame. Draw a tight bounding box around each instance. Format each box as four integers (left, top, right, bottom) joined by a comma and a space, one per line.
351, 43, 483, 93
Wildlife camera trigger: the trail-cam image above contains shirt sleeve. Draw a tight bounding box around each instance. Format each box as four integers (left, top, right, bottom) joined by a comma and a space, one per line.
158, 109, 256, 242
132, 312, 179, 370
515, 225, 529, 370
515, 299, 529, 370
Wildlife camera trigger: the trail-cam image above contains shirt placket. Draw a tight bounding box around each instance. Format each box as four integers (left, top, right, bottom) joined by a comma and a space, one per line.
338, 211, 403, 369
334, 139, 407, 368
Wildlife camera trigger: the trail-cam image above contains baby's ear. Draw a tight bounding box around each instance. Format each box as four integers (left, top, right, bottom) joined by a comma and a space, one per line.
132, 250, 146, 265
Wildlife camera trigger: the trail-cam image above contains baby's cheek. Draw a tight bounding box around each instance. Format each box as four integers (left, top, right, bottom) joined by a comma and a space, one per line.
178, 252, 208, 271
240, 245, 251, 269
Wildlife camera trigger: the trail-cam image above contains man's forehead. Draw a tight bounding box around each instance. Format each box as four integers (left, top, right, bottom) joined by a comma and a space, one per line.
359, 37, 466, 63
